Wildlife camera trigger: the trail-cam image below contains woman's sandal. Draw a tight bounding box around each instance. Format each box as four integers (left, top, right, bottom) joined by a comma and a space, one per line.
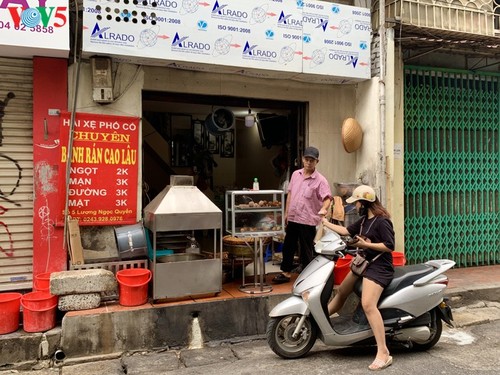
368, 356, 393, 371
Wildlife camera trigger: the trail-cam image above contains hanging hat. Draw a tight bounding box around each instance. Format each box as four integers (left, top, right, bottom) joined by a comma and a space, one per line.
341, 118, 363, 153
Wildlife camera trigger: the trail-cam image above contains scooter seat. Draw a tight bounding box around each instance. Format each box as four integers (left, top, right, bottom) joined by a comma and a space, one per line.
381, 264, 435, 298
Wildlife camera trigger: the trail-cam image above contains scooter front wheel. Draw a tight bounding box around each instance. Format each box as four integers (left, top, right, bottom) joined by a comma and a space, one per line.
266, 314, 318, 359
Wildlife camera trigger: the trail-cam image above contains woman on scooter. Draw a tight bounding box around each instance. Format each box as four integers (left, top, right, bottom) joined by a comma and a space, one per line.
321, 185, 395, 371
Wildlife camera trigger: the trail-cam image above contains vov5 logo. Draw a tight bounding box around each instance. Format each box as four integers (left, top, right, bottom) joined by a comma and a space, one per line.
1, 0, 67, 29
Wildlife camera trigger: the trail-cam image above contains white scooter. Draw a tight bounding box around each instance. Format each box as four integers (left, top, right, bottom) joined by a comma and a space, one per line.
266, 228, 455, 359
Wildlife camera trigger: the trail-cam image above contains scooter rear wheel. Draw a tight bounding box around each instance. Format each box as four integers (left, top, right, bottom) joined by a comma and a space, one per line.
410, 308, 443, 351
266, 315, 318, 359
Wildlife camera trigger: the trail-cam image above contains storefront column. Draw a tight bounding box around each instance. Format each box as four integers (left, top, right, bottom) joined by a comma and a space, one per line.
32, 57, 68, 276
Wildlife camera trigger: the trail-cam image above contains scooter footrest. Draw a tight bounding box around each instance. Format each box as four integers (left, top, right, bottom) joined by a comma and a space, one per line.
331, 315, 371, 335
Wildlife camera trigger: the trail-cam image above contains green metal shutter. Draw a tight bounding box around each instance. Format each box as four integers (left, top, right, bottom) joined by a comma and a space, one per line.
404, 66, 500, 267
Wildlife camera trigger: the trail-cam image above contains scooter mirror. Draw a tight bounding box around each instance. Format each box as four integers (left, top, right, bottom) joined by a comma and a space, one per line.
315, 228, 346, 254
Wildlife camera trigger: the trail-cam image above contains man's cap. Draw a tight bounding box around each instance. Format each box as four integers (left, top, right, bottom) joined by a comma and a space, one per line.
303, 146, 319, 160
346, 185, 376, 203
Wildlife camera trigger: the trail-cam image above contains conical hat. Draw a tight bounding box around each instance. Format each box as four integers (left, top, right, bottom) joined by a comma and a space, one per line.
341, 118, 363, 153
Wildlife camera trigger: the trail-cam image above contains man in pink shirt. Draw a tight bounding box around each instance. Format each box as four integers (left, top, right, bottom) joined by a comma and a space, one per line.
272, 146, 332, 284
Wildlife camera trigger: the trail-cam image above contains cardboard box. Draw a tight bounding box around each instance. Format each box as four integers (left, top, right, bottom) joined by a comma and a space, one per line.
67, 217, 85, 265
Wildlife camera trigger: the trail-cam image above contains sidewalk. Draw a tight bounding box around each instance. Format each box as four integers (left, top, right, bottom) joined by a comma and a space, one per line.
442, 264, 500, 307
1, 264, 499, 370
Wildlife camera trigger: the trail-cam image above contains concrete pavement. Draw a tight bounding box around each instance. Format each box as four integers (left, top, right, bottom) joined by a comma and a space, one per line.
2, 317, 500, 375
1, 264, 499, 371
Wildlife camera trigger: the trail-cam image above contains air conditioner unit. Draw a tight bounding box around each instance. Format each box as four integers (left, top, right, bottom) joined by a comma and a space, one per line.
90, 56, 114, 103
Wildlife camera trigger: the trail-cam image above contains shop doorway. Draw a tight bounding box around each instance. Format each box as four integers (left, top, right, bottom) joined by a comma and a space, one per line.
141, 91, 306, 211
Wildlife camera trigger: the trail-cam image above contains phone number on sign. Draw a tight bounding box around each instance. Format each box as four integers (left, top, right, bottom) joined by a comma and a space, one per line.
80, 216, 124, 222
0, 22, 54, 33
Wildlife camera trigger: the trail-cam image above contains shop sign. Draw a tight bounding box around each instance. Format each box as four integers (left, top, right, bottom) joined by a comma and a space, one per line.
301, 0, 371, 80
57, 112, 140, 226
0, 0, 69, 58
81, 0, 303, 74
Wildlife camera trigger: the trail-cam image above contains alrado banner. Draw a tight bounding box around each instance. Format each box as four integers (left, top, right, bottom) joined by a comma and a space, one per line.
58, 112, 140, 226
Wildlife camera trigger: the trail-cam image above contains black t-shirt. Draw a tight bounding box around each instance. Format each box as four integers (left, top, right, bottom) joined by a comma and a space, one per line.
347, 216, 395, 255
347, 215, 395, 287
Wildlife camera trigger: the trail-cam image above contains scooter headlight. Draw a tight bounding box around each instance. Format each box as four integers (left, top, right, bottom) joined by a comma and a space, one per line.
301, 290, 310, 303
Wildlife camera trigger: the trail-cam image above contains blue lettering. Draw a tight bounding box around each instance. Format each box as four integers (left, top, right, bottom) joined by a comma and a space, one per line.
302, 16, 327, 30
278, 11, 290, 24
243, 41, 256, 55
212, 0, 247, 18
103, 32, 135, 42
185, 41, 211, 50
355, 24, 371, 31
255, 50, 277, 58
155, 0, 178, 8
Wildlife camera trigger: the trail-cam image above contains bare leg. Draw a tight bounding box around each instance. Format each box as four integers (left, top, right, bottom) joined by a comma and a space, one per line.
361, 278, 391, 369
328, 271, 358, 316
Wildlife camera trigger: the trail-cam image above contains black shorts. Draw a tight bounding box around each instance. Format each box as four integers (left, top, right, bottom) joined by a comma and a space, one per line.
363, 260, 394, 288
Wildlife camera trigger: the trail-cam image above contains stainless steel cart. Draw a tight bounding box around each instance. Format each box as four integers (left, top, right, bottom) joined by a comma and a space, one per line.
144, 176, 223, 300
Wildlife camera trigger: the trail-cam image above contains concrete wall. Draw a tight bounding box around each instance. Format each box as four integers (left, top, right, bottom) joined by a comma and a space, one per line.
354, 77, 379, 186
392, 35, 406, 254
70, 63, 378, 195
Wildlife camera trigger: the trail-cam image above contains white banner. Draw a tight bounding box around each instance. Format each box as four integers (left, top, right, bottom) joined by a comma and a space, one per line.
82, 0, 371, 82
301, 0, 371, 81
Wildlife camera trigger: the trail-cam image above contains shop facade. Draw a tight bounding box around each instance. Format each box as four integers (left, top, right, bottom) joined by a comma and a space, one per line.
1, 0, 400, 291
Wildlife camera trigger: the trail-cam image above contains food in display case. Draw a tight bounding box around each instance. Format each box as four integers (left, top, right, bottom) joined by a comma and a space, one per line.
236, 200, 281, 209
225, 190, 285, 236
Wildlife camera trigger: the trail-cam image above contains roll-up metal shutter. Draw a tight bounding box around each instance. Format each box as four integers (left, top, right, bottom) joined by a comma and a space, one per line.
0, 57, 34, 291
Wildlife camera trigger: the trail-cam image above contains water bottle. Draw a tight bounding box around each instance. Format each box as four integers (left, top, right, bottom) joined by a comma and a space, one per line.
253, 178, 260, 191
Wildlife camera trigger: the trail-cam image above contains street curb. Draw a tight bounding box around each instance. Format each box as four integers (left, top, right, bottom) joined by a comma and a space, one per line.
451, 301, 500, 328
446, 285, 500, 308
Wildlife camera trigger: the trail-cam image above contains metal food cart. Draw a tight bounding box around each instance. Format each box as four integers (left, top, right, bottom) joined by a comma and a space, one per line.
143, 176, 223, 300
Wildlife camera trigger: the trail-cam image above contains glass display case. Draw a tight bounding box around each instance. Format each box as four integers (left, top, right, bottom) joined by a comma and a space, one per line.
225, 189, 285, 294
225, 190, 285, 237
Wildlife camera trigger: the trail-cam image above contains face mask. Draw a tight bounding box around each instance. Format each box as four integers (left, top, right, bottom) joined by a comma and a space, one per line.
358, 204, 369, 217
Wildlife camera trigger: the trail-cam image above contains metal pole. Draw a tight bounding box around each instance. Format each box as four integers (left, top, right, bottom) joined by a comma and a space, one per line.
62, 60, 81, 255
378, 0, 387, 205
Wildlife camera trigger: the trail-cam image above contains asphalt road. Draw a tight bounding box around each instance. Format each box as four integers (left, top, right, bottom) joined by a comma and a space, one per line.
2, 319, 499, 375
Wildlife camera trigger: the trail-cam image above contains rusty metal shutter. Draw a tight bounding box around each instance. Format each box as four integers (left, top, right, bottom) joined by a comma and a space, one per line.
0, 57, 33, 291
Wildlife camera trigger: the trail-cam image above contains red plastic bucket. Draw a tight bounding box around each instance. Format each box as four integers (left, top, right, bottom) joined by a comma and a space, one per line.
116, 268, 151, 306
34, 272, 52, 292
334, 255, 353, 285
21, 292, 58, 333
393, 252, 406, 266
0, 293, 22, 334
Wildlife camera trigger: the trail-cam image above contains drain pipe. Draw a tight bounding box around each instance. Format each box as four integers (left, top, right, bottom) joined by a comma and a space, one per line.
377, 0, 387, 205
53, 349, 66, 365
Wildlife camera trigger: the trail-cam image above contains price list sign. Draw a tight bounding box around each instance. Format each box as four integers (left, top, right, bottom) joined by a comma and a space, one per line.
58, 112, 140, 226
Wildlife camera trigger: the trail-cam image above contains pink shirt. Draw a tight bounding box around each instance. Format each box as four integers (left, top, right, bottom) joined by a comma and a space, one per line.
286, 168, 332, 226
